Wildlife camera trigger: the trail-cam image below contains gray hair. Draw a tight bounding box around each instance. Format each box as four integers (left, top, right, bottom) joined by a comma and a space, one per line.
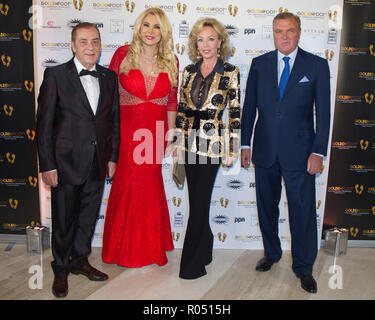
273, 12, 301, 30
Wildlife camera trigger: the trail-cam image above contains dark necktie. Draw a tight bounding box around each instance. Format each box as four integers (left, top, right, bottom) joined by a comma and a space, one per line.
79, 69, 98, 78
278, 56, 290, 102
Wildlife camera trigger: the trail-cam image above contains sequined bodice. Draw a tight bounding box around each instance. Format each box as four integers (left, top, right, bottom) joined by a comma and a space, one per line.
118, 69, 171, 106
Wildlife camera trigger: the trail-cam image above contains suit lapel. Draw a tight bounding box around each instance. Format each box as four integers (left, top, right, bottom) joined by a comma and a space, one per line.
281, 47, 305, 101
268, 50, 279, 103
66, 58, 95, 116
96, 65, 105, 116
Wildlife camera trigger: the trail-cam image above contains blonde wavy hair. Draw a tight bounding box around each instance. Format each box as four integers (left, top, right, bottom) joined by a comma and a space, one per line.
120, 7, 178, 87
188, 18, 231, 63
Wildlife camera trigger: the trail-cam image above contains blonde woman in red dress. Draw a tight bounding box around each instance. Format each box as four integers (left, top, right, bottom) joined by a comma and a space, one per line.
102, 8, 178, 267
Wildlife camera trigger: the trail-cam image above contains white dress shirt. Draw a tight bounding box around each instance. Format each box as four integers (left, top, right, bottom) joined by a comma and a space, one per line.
74, 57, 100, 115
277, 46, 298, 84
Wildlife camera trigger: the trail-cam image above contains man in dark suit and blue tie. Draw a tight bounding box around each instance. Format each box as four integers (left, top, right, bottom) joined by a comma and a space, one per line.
241, 12, 330, 293
36, 23, 120, 298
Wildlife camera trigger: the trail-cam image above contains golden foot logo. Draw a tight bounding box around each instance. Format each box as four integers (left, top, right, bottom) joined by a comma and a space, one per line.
0, 3, 9, 16
1, 54, 11, 67
328, 10, 337, 22
22, 29, 32, 42
317, 200, 322, 209
172, 232, 180, 242
350, 227, 359, 237
175, 44, 185, 55
125, 0, 135, 13
9, 198, 18, 209
279, 7, 288, 13
325, 49, 334, 61
24, 80, 33, 92
26, 129, 35, 141
217, 232, 227, 242
360, 139, 369, 151
3, 104, 13, 116
220, 197, 229, 208
28, 176, 38, 188
177, 3, 187, 14
370, 44, 375, 56
228, 5, 238, 17
364, 92, 374, 104
73, 0, 83, 11
354, 184, 364, 195
6, 152, 15, 164
172, 196, 182, 207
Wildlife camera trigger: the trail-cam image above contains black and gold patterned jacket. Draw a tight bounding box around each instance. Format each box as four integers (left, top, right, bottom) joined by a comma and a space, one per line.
175, 59, 241, 159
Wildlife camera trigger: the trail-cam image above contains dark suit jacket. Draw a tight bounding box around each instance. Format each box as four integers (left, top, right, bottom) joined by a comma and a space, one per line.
36, 58, 120, 185
241, 47, 330, 170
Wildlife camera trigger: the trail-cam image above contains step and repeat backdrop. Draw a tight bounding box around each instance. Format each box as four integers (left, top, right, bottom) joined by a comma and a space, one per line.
3, 0, 373, 249
32, 0, 343, 249
324, 1, 375, 242
0, 0, 40, 234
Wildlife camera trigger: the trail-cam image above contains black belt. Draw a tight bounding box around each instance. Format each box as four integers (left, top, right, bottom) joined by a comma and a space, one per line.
185, 109, 210, 130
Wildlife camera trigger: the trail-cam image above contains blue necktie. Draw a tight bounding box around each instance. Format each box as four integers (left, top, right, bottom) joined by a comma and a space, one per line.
278, 56, 290, 102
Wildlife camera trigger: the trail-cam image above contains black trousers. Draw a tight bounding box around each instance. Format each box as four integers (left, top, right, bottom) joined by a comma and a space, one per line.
179, 152, 220, 279
50, 154, 104, 276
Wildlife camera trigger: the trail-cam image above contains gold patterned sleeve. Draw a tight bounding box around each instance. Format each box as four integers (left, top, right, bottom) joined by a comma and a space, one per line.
227, 67, 241, 158
175, 67, 189, 150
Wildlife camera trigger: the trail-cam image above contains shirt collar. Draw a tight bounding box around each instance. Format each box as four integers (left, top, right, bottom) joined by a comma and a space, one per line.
277, 46, 298, 62
74, 57, 96, 73
196, 58, 224, 76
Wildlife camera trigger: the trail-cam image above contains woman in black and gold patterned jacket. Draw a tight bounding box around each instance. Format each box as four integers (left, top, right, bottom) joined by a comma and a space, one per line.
175, 17, 241, 280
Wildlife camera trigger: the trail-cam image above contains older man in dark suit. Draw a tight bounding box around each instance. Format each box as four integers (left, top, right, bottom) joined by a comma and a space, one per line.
241, 12, 330, 293
36, 22, 120, 298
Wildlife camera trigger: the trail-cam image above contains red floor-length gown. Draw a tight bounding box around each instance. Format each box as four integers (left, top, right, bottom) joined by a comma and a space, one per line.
102, 45, 176, 267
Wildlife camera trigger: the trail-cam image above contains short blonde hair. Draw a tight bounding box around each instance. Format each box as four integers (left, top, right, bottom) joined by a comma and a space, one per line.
188, 18, 231, 62
122, 7, 178, 86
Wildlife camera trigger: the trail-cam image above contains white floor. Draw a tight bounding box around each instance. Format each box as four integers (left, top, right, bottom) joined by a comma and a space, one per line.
1, 242, 374, 300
